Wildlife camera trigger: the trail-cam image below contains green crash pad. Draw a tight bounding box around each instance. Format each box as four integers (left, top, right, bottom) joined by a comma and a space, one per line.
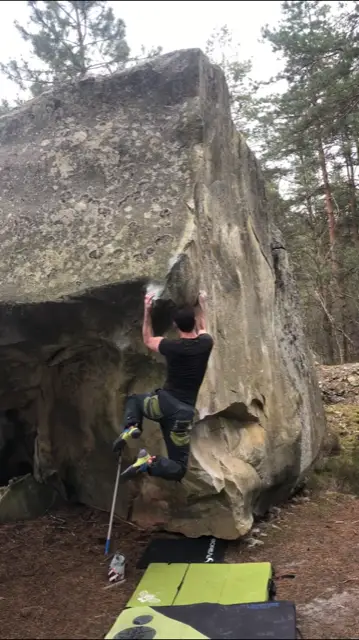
105, 606, 208, 640
127, 563, 188, 607
127, 562, 273, 608
175, 563, 272, 606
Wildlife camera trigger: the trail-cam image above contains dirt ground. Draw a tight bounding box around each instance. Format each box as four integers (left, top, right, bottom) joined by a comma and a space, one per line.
1, 489, 359, 639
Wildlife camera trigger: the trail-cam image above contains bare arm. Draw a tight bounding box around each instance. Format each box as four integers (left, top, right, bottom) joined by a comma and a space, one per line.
195, 290, 208, 335
142, 294, 163, 352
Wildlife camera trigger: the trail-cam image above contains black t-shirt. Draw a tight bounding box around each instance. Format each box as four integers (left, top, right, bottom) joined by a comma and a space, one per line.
158, 333, 214, 407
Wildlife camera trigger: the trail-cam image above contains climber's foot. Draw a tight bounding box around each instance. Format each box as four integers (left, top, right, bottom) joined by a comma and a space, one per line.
120, 449, 155, 481
112, 425, 141, 453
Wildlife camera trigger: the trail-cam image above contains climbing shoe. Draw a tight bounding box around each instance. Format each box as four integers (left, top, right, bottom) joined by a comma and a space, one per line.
112, 425, 141, 453
120, 449, 155, 481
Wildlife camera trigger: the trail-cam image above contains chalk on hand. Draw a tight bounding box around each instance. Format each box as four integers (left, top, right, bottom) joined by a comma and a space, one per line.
146, 282, 164, 301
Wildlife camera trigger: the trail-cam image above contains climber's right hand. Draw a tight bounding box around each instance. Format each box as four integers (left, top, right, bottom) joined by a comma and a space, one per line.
144, 293, 154, 310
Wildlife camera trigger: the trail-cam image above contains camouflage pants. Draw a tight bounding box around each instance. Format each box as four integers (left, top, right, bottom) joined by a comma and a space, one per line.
123, 389, 195, 481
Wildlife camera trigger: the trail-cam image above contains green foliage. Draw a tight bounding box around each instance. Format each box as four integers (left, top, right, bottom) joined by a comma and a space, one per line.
0, 0, 130, 96
205, 25, 257, 136
0, 99, 11, 115
260, 1, 359, 364
208, 5, 359, 363
312, 404, 359, 494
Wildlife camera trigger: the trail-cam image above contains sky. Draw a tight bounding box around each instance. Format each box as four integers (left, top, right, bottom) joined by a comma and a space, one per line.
0, 0, 283, 102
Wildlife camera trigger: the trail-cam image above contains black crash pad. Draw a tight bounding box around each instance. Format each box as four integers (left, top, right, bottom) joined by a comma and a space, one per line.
136, 536, 227, 569
106, 601, 297, 639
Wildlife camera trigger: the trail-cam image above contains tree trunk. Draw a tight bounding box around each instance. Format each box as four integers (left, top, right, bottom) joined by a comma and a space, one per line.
323, 306, 335, 364
298, 152, 315, 221
317, 135, 346, 363
342, 129, 358, 243
317, 136, 336, 266
74, 4, 86, 76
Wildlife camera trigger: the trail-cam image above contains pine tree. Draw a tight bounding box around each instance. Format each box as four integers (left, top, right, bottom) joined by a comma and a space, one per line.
0, 1, 130, 97
261, 0, 359, 363
205, 25, 257, 136
0, 99, 11, 115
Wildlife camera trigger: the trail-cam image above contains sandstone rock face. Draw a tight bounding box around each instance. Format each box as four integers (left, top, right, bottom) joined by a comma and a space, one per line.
0, 49, 326, 537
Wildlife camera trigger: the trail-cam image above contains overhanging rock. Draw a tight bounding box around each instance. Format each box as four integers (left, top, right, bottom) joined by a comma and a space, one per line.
0, 49, 326, 538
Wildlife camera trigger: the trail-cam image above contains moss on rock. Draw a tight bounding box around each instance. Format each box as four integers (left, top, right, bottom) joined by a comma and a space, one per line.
311, 404, 359, 493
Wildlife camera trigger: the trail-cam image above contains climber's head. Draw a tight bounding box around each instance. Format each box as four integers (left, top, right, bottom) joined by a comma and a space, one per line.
173, 305, 196, 334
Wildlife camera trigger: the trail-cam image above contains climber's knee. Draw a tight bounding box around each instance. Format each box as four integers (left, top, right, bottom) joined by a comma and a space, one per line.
169, 418, 193, 447
149, 455, 187, 482
173, 468, 186, 482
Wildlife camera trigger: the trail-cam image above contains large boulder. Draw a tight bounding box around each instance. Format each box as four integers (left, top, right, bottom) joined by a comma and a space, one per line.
0, 49, 326, 538
0, 474, 58, 522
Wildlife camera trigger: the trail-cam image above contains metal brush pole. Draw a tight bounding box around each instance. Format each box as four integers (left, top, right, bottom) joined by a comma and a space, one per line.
104, 455, 121, 555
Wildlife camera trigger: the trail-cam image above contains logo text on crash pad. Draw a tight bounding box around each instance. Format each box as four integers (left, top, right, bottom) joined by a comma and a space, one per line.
205, 537, 216, 563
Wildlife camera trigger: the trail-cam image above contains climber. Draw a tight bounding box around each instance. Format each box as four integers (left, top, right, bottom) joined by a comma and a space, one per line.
112, 290, 213, 482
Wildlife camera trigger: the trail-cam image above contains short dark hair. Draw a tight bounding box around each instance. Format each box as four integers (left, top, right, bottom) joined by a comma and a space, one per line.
173, 306, 196, 333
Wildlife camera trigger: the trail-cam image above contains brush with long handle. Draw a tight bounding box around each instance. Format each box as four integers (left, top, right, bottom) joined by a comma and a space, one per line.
104, 455, 121, 555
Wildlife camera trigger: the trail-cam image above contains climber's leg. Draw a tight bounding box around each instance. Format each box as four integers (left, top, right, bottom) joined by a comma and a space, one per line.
147, 390, 195, 481
118, 389, 194, 482
120, 418, 192, 482
113, 392, 163, 453
120, 448, 156, 480
147, 411, 193, 481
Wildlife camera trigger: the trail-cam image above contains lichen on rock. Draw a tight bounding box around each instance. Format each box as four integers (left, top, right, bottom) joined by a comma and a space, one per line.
0, 49, 326, 537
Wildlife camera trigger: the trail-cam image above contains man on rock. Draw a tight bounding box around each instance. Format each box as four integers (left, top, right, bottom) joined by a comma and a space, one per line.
113, 290, 213, 482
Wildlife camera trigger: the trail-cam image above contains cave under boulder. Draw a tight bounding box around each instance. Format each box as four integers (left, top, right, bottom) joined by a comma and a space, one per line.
0, 49, 326, 537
